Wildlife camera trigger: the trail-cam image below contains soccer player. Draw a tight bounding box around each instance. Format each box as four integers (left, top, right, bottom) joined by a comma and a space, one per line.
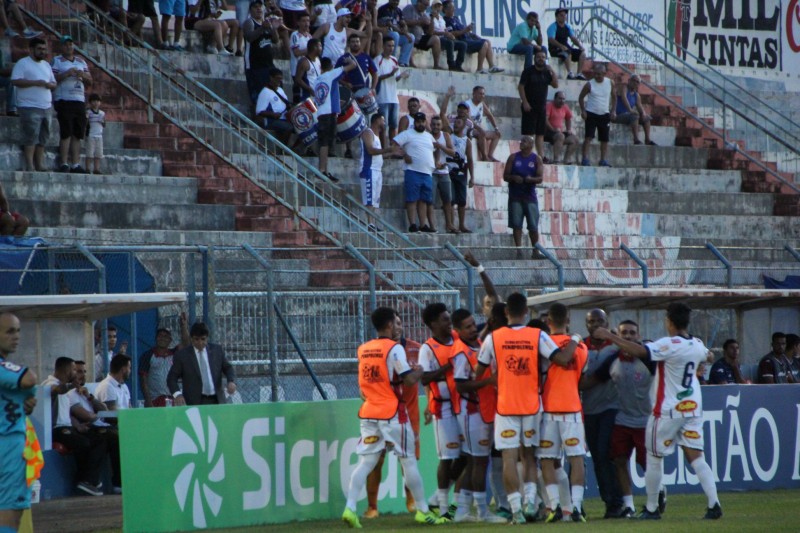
537, 303, 589, 522
342, 307, 447, 528
593, 303, 722, 520
475, 293, 580, 524
450, 308, 505, 523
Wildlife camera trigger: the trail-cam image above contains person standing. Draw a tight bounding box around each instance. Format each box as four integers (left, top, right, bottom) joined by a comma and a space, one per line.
243, 0, 279, 103
341, 307, 447, 528
314, 8, 365, 63
393, 113, 436, 233
159, 0, 186, 50
289, 12, 313, 100
167, 322, 237, 405
313, 56, 357, 182
518, 49, 557, 160
502, 136, 543, 259
52, 35, 92, 173
430, 115, 456, 233
448, 116, 473, 233
507, 11, 543, 70
578, 63, 615, 167
359, 112, 396, 214
139, 314, 190, 407
0, 312, 38, 532
85, 93, 106, 174
373, 36, 409, 142
294, 38, 322, 101
11, 37, 56, 172
593, 303, 723, 520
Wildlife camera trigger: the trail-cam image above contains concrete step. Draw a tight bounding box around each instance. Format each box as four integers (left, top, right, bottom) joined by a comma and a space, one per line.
626, 191, 774, 216
0, 144, 161, 176
0, 116, 125, 149
30, 227, 273, 246
1, 171, 197, 204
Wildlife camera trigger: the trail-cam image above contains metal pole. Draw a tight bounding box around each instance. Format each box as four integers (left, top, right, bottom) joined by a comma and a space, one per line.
202, 247, 211, 331
76, 243, 107, 375
187, 252, 197, 324
620, 243, 649, 288
535, 243, 564, 291
128, 251, 140, 406
785, 244, 800, 263
242, 244, 279, 403
705, 242, 733, 288
444, 243, 474, 315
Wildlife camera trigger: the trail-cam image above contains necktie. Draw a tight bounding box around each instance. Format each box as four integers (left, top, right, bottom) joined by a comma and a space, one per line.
198, 349, 214, 395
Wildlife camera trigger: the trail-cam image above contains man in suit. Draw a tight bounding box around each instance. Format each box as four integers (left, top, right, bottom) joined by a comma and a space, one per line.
167, 322, 237, 406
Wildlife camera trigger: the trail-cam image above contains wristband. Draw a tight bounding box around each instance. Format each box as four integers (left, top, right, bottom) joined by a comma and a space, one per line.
476, 265, 485, 274
571, 334, 583, 344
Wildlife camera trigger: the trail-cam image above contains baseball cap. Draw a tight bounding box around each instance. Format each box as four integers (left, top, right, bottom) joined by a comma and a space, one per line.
60, 35, 74, 44
555, 7, 568, 15
337, 7, 351, 17
413, 112, 427, 121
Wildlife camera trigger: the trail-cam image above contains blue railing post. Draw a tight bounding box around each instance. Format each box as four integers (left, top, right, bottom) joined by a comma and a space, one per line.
444, 243, 474, 315
784, 244, 800, 263
706, 242, 733, 288
344, 243, 377, 312
187, 251, 197, 325
76, 243, 107, 375
620, 244, 649, 288
535, 244, 564, 291
128, 251, 140, 406
202, 247, 211, 332
242, 244, 279, 402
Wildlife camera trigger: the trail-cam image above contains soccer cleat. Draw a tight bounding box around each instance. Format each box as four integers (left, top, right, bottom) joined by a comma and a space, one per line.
478, 511, 508, 523
544, 505, 563, 523
495, 507, 512, 520
510, 510, 527, 525
703, 502, 722, 520
415, 510, 449, 525
620, 507, 636, 518
363, 507, 379, 519
658, 485, 667, 514
453, 512, 477, 523
571, 506, 586, 522
342, 507, 362, 528
638, 508, 661, 520
523, 502, 543, 522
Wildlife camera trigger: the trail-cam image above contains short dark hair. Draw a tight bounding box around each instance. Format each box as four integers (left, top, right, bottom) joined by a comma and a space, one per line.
451, 308, 472, 329
268, 67, 283, 78
422, 302, 448, 327
320, 57, 333, 70
407, 96, 419, 104
370, 112, 384, 124
29, 37, 46, 49
371, 307, 396, 331
666, 302, 691, 330
722, 338, 738, 350
457, 102, 469, 110
348, 33, 360, 42
55, 357, 74, 373
383, 35, 395, 43
787, 334, 800, 350
307, 38, 320, 49
772, 331, 787, 342
547, 303, 568, 327
506, 292, 528, 316
488, 302, 508, 331
107, 324, 117, 333
190, 322, 210, 338
74, 360, 86, 366
156, 327, 172, 336
472, 85, 484, 92
527, 11, 538, 19
619, 319, 639, 329
110, 353, 131, 374
88, 93, 101, 102
527, 318, 549, 334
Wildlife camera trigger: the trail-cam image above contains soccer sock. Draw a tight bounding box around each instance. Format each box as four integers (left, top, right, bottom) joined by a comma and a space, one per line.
437, 488, 450, 513
507, 491, 523, 514
400, 456, 429, 513
523, 482, 537, 507
555, 466, 572, 510
622, 494, 635, 509
570, 485, 584, 511
428, 490, 439, 508
535, 469, 546, 506
346, 453, 381, 511
489, 457, 509, 509
546, 484, 560, 509
455, 490, 470, 517
691, 457, 719, 508
645, 454, 663, 513
473, 491, 488, 515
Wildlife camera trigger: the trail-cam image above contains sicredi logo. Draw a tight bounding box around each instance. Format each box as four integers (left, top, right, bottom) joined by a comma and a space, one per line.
172, 408, 226, 529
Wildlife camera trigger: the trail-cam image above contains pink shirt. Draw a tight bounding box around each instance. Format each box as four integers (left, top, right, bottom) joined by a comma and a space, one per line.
546, 101, 573, 132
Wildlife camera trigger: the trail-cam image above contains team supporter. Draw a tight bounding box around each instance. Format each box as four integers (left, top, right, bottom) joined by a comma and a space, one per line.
613, 74, 656, 145
335, 33, 378, 92
313, 56, 356, 182
463, 86, 501, 162
160, 0, 187, 51
451, 309, 505, 523
786, 334, 800, 382
341, 307, 447, 528
438, 86, 474, 137
507, 11, 543, 70
545, 91, 579, 165
243, 0, 279, 103
279, 0, 309, 30
447, 116, 474, 233
185, 0, 239, 56
708, 338, 747, 385
546, 7, 586, 80
429, 1, 465, 72
419, 302, 466, 520
256, 68, 294, 144
582, 319, 659, 517
578, 62, 615, 167
475, 292, 579, 525
359, 113, 396, 213
537, 303, 589, 522
314, 8, 365, 63
503, 136, 544, 258
398, 96, 420, 132
376, 0, 414, 67
518, 49, 557, 160
0, 182, 29, 236
442, 1, 502, 74
85, 94, 106, 174
289, 13, 313, 92
392, 113, 436, 233
294, 38, 322, 101
402, 0, 446, 70
374, 36, 409, 140
52, 35, 92, 174
429, 116, 457, 234
128, 0, 164, 48
594, 303, 722, 520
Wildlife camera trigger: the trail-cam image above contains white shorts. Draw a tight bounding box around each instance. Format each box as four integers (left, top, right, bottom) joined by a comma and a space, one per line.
434, 415, 463, 460
646, 415, 705, 457
360, 168, 383, 208
459, 410, 493, 457
494, 413, 541, 450
357, 417, 415, 458
536, 413, 586, 458
86, 136, 104, 158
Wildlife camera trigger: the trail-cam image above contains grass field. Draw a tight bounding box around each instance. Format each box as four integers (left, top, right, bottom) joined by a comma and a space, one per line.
105, 489, 796, 533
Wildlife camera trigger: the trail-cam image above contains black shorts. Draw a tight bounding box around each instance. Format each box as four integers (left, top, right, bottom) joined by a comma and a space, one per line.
318, 113, 336, 151
584, 111, 611, 142
450, 169, 468, 207
549, 46, 582, 63
415, 34, 435, 50
54, 100, 88, 140
521, 106, 547, 136
128, 0, 157, 17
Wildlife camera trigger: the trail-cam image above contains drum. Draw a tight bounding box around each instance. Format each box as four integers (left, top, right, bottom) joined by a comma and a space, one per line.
336, 99, 367, 143
354, 87, 378, 115
288, 98, 319, 147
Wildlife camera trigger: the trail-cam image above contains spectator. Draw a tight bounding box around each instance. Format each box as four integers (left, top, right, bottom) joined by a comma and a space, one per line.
398, 96, 420, 132
243, 0, 279, 103
613, 74, 656, 145
52, 35, 92, 174
311, 0, 337, 31
159, 0, 186, 51
11, 38, 56, 173
402, 0, 446, 70
430, 115, 456, 233
85, 94, 106, 174
289, 12, 313, 101
545, 91, 579, 165
442, 1, 501, 74
235, 0, 253, 54
0, 0, 42, 39
313, 56, 357, 182
788, 334, 800, 382
448, 115, 473, 233
127, 0, 164, 49
294, 37, 322, 101
547, 7, 586, 80
503, 135, 543, 258
430, 1, 465, 72
392, 112, 436, 233
359, 112, 396, 214
518, 49, 558, 160
439, 86, 474, 136
279, 0, 309, 30
708, 339, 747, 385
263, 0, 291, 55
167, 322, 237, 406
757, 331, 796, 384
336, 33, 378, 92
464, 85, 501, 162
256, 67, 294, 144
362, 0, 382, 56
42, 357, 107, 496
507, 11, 542, 70
0, 182, 30, 236
186, 0, 239, 55
374, 36, 409, 142
313, 8, 366, 63
139, 314, 190, 407
578, 62, 615, 167
376, 0, 414, 67
95, 323, 125, 381
0, 52, 16, 116
95, 353, 132, 411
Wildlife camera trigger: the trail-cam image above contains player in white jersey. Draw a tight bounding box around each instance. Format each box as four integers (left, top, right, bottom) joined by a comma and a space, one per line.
593, 302, 722, 521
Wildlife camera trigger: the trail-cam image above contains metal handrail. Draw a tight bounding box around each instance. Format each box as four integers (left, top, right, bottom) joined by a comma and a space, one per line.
24, 0, 453, 292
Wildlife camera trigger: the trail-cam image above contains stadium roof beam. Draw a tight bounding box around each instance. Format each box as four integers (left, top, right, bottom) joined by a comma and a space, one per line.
0, 293, 186, 321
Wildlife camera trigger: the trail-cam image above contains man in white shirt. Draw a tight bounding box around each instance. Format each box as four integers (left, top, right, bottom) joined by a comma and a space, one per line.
578, 62, 615, 167
11, 37, 56, 172
52, 35, 92, 173
289, 12, 313, 100
256, 67, 294, 144
95, 353, 132, 411
374, 35, 409, 141
392, 112, 436, 233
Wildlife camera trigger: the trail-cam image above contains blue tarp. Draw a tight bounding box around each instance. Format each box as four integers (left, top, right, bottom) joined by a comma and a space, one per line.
763, 275, 800, 289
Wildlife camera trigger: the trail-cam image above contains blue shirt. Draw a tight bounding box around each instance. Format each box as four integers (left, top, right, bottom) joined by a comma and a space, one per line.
615, 89, 639, 115
507, 151, 539, 202
546, 21, 575, 45
709, 358, 739, 384
336, 52, 376, 91
0, 358, 34, 436
508, 21, 539, 52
